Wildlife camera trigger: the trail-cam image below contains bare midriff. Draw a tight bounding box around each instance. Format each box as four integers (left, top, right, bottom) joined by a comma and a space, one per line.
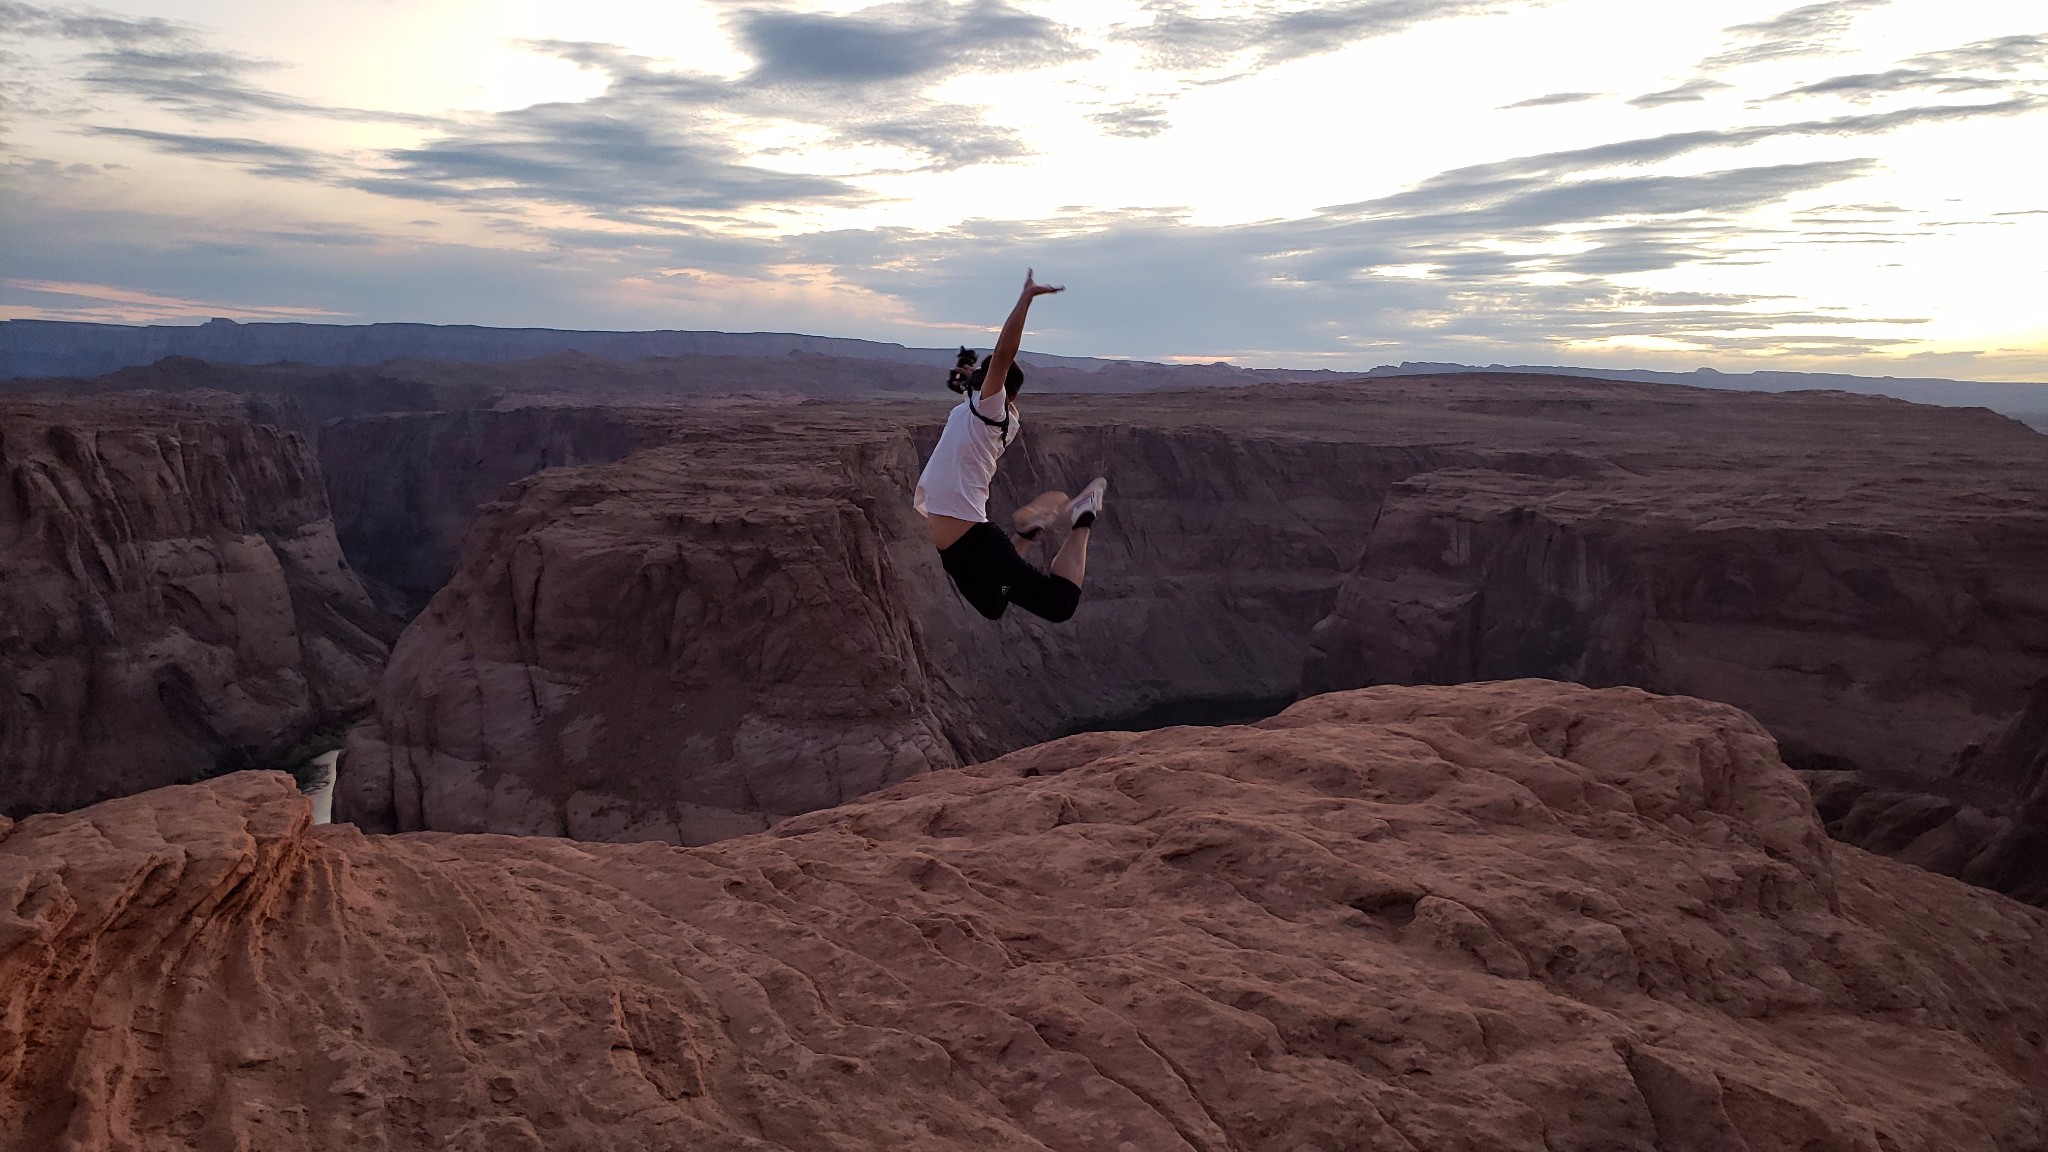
927, 514, 975, 551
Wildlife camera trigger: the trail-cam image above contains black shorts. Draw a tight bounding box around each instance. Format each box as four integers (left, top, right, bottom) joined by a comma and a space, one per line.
939, 521, 1081, 623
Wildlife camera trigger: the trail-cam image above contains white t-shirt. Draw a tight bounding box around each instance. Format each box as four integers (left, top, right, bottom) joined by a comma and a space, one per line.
914, 392, 1021, 523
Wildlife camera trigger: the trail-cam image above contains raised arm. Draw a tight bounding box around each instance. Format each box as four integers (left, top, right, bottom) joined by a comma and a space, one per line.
980, 268, 1063, 404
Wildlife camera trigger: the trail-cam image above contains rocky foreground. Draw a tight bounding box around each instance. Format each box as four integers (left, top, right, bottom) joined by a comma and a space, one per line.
4, 681, 2045, 1151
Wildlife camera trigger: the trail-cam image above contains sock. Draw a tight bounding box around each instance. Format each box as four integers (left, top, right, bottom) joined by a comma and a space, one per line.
1072, 511, 1095, 530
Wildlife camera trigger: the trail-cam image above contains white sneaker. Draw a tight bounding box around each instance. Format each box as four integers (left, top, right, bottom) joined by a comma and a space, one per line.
1065, 477, 1107, 528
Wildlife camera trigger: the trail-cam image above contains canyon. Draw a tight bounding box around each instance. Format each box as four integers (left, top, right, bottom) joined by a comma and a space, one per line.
1, 359, 2044, 910
324, 376, 2048, 908
5, 681, 2046, 1151
4, 353, 2047, 1150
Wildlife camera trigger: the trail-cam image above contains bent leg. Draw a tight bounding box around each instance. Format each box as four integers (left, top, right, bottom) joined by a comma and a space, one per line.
1007, 571, 1081, 623
1050, 526, 1091, 587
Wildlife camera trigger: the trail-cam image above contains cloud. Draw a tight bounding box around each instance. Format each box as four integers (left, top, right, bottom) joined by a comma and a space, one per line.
79, 44, 444, 126
0, 1, 182, 48
2, 277, 347, 323
1629, 1, 1886, 110
1412, 95, 2044, 190
1702, 0, 1889, 69
360, 4, 1094, 213
1114, 0, 1529, 74
730, 0, 1084, 86
1089, 102, 1172, 138
1774, 33, 2048, 101
81, 126, 333, 180
7, 0, 2041, 375
335, 25, 1030, 219
349, 86, 863, 217
2, 1, 436, 125
12, 0, 1096, 219
5, 103, 1921, 362
1628, 78, 1734, 108
787, 150, 1911, 362
1502, 91, 1605, 109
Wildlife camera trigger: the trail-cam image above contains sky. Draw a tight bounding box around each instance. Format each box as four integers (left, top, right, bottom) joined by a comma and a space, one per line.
2, 0, 2045, 377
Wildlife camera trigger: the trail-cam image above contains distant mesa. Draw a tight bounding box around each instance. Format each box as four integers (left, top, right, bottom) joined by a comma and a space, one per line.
2, 319, 2045, 426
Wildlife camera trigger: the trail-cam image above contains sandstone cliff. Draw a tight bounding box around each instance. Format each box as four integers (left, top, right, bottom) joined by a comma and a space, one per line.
7, 682, 2047, 1151
331, 395, 1428, 837
340, 424, 956, 841
0, 393, 391, 816
1301, 462, 2048, 780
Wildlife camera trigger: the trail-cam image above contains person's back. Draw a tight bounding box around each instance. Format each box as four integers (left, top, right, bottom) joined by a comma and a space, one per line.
915, 392, 1019, 526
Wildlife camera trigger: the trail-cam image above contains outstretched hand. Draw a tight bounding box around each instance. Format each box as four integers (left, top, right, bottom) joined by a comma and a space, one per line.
1023, 268, 1064, 298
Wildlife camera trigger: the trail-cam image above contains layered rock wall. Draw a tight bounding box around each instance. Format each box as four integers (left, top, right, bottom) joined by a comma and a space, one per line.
1302, 465, 2048, 780
333, 400, 1433, 838
1300, 399, 2048, 900
0, 393, 391, 816
8, 682, 2048, 1151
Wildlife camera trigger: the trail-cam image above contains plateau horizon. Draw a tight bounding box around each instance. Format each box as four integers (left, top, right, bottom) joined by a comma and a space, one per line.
5, 317, 2046, 427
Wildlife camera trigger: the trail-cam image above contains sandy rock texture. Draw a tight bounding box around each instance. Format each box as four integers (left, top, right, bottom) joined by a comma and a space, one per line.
0, 393, 392, 817
7, 681, 2048, 1151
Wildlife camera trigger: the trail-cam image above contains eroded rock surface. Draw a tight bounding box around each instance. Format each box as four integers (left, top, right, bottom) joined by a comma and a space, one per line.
0, 393, 391, 816
7, 682, 2047, 1151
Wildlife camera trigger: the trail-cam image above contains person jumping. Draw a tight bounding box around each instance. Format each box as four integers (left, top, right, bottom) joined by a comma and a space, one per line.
914, 269, 1106, 623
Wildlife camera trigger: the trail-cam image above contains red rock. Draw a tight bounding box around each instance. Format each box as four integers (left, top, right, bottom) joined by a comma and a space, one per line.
0, 393, 392, 816
6, 681, 2046, 1150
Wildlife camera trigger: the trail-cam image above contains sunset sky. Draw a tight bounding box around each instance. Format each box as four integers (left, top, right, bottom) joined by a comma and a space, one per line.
3, 0, 2044, 376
